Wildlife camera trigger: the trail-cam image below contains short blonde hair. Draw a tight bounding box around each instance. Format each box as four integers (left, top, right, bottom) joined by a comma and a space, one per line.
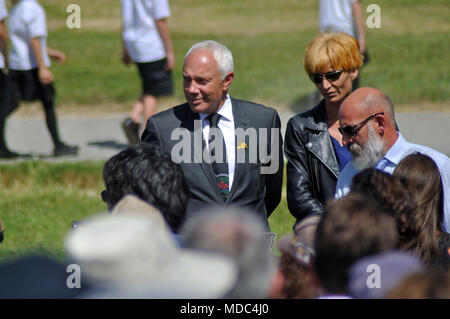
303, 32, 363, 75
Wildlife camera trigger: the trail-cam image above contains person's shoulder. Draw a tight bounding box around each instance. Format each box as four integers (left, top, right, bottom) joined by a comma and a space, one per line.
21, 0, 43, 11
231, 97, 277, 113
287, 102, 326, 129
149, 103, 191, 126
18, 0, 44, 19
231, 97, 279, 117
404, 141, 450, 167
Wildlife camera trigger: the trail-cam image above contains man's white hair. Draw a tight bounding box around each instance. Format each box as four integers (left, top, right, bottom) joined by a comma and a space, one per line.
184, 40, 234, 80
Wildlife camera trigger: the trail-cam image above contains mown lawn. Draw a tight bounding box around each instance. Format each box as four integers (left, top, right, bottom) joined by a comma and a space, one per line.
0, 161, 105, 261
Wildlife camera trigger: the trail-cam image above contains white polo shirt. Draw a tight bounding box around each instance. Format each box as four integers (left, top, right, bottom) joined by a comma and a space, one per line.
121, 0, 170, 63
319, 0, 358, 37
0, 0, 7, 69
8, 0, 50, 70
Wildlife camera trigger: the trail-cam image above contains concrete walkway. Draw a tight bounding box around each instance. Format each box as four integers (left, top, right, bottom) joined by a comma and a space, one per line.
1, 110, 449, 163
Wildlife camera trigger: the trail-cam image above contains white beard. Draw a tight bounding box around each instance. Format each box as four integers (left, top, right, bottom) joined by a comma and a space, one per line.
348, 125, 385, 170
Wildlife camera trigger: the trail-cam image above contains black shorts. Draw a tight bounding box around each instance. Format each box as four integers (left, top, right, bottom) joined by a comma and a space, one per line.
136, 58, 173, 97
7, 68, 55, 105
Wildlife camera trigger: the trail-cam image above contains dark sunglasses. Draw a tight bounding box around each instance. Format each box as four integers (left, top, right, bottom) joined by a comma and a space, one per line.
309, 70, 343, 84
338, 112, 384, 137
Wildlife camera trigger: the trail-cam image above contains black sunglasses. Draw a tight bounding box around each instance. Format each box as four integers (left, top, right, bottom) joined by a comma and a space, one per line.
309, 70, 343, 84
338, 112, 384, 137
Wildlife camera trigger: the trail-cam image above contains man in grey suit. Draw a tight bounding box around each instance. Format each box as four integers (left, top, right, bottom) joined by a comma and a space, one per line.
141, 40, 283, 229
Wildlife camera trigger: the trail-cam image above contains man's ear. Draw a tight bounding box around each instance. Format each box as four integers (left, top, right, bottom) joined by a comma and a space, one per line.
222, 72, 234, 91
375, 114, 386, 135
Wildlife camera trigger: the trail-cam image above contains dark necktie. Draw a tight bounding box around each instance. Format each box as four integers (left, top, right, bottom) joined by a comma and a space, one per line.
207, 113, 229, 201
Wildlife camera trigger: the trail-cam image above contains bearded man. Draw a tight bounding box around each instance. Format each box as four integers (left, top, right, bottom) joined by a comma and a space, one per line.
335, 87, 450, 233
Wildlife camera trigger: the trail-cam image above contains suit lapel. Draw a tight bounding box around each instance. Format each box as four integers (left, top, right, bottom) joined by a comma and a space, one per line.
227, 98, 249, 202
304, 102, 340, 178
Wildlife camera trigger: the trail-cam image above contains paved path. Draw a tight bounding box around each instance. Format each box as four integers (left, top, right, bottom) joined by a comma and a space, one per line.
1, 111, 449, 163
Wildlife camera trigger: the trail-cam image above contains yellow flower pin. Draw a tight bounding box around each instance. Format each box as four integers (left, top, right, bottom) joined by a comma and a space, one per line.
237, 142, 248, 150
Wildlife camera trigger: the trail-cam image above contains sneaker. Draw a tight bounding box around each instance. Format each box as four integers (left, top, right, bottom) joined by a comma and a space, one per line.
54, 143, 79, 157
122, 118, 140, 144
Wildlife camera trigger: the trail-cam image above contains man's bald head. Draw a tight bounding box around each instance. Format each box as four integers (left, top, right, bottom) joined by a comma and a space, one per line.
338, 87, 399, 168
340, 87, 396, 127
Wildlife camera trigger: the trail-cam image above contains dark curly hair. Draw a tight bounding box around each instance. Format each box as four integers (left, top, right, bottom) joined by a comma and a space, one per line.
102, 143, 190, 232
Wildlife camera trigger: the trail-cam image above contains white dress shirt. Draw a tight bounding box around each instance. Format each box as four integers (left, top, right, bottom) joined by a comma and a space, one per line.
199, 95, 236, 189
335, 133, 450, 233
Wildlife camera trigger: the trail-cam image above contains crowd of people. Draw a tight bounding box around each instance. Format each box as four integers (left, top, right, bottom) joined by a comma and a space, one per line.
0, 0, 449, 299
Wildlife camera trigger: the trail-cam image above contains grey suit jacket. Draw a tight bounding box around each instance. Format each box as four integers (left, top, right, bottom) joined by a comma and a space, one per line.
141, 97, 283, 229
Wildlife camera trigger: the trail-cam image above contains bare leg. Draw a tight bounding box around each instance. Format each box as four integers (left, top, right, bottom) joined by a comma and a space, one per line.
130, 99, 144, 124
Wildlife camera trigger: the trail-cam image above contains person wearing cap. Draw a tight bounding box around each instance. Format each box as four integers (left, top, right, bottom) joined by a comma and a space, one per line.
276, 215, 320, 298
141, 40, 283, 230
284, 32, 362, 228
335, 87, 450, 233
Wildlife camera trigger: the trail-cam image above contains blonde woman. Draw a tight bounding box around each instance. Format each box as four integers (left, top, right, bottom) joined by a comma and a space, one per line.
285, 32, 363, 227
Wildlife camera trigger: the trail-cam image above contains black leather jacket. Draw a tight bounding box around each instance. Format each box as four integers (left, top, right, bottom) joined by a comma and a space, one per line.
284, 100, 340, 224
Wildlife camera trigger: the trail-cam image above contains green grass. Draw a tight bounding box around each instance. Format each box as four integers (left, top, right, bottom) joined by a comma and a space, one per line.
6, 0, 446, 108
0, 161, 295, 262
0, 161, 105, 262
